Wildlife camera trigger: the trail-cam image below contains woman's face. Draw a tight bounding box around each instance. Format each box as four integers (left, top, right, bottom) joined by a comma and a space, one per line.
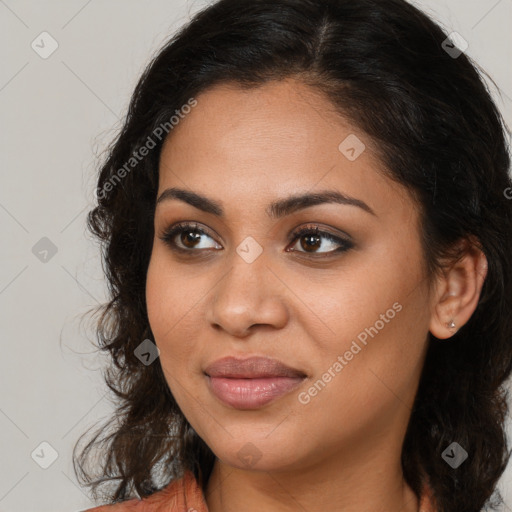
146, 78, 433, 473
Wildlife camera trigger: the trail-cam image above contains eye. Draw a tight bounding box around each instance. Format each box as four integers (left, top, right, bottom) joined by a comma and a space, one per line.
158, 222, 354, 257
286, 224, 353, 256
159, 222, 221, 253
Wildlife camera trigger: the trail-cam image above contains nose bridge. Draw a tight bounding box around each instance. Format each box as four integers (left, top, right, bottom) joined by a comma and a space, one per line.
220, 223, 271, 286
221, 240, 273, 308
207, 239, 288, 335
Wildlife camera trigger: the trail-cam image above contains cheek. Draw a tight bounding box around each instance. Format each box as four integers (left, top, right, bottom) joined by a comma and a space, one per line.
298, 248, 429, 417
145, 250, 205, 379
145, 254, 169, 336
146, 249, 196, 336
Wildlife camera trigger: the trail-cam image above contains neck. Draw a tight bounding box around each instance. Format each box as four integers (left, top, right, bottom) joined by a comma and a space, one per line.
204, 448, 420, 512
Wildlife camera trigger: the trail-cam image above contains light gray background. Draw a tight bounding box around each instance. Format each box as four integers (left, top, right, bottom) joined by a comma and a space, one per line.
0, 1, 511, 511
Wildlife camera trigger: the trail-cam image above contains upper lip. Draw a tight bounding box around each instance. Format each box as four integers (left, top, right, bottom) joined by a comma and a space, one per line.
204, 356, 306, 379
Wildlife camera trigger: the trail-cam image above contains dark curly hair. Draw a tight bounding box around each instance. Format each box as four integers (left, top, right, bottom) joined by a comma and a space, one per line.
73, 0, 512, 510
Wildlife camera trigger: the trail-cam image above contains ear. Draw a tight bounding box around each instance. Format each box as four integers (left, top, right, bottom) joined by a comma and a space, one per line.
429, 237, 488, 339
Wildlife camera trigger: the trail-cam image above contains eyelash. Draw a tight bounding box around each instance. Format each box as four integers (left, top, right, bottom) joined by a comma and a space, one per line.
158, 222, 354, 257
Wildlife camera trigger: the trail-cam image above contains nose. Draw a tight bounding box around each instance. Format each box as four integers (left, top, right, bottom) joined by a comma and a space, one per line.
205, 249, 290, 338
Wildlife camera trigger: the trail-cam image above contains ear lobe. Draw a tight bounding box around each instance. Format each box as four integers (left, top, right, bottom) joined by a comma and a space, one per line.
429, 239, 488, 340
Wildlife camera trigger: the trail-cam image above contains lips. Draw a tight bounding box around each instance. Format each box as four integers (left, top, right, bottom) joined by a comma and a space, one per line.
204, 356, 307, 409
204, 356, 306, 379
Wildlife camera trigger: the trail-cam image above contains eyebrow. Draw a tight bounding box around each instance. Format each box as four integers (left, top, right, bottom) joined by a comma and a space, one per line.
156, 187, 376, 218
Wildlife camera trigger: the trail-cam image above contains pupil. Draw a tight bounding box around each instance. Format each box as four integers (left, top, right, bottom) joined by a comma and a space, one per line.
301, 234, 321, 252
183, 230, 201, 247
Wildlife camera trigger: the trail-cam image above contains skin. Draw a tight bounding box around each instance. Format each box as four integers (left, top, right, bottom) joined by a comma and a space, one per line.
145, 78, 487, 512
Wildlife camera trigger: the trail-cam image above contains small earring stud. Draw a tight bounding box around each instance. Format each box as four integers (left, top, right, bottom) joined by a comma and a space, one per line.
447, 320, 456, 329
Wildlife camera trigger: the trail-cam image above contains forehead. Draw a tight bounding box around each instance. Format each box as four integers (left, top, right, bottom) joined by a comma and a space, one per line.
158, 78, 415, 220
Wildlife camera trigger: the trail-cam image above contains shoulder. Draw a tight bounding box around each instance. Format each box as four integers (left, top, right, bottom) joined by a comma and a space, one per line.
79, 499, 142, 511
80, 471, 208, 512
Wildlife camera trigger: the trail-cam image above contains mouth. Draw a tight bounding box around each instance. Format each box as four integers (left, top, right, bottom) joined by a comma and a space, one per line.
204, 356, 307, 410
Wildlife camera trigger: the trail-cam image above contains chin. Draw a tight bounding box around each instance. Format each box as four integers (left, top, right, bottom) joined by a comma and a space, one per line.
205, 431, 307, 472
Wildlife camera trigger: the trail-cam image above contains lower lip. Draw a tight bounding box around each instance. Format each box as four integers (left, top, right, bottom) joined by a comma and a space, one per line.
206, 375, 305, 409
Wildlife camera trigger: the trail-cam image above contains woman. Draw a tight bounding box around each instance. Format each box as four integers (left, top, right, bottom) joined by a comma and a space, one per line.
75, 0, 512, 511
